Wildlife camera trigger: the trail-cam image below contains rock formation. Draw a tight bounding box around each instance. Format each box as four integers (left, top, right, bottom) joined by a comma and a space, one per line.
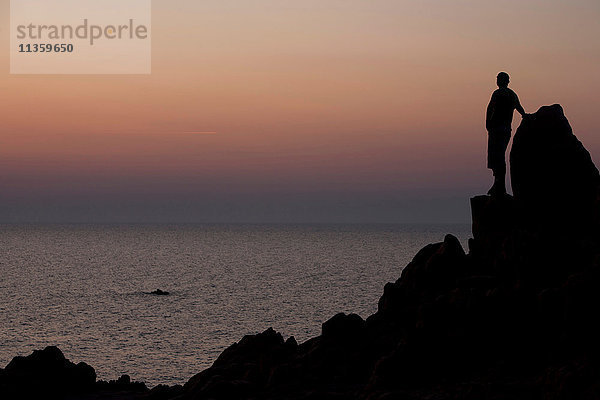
0, 347, 150, 399
150, 289, 170, 296
168, 106, 600, 400
170, 105, 600, 399
0, 346, 96, 398
2, 104, 599, 400
510, 104, 600, 232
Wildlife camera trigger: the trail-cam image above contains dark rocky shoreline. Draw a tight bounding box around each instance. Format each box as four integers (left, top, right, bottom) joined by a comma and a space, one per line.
2, 104, 600, 399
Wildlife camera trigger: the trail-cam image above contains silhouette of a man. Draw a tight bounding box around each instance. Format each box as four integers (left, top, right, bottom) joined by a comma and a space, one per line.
486, 72, 527, 196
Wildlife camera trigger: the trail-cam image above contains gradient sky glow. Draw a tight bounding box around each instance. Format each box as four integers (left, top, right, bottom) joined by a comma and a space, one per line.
1, 0, 600, 222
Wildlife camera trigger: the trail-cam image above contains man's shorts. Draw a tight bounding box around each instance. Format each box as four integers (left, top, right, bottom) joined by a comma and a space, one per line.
487, 127, 511, 171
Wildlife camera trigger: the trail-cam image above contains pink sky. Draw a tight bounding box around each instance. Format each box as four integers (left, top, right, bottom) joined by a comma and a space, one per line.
1, 0, 599, 222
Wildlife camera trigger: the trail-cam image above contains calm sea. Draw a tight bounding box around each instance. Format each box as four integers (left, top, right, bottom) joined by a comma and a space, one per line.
0, 224, 470, 386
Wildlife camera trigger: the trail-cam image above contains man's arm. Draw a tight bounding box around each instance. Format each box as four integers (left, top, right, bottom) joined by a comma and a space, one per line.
514, 92, 526, 117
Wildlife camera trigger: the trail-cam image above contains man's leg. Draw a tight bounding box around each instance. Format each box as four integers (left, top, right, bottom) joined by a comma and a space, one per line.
487, 130, 510, 196
492, 164, 506, 195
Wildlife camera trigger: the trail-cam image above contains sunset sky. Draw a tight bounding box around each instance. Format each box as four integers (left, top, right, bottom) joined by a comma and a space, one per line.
1, 0, 599, 223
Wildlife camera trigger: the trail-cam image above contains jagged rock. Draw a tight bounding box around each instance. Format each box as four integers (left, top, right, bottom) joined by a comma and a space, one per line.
0, 346, 96, 398
322, 313, 365, 342
378, 234, 468, 319
510, 104, 600, 232
285, 336, 298, 348
180, 328, 297, 399
213, 327, 290, 368
150, 289, 170, 296
117, 374, 131, 385
95, 376, 148, 396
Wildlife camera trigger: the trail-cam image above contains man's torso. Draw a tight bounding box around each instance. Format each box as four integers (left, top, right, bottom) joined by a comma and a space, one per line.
489, 87, 517, 130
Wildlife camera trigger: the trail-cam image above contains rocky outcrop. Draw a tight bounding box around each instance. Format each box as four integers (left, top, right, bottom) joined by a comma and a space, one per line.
2, 104, 600, 400
0, 346, 96, 398
0, 347, 148, 400
180, 328, 298, 400
510, 104, 600, 232
166, 104, 600, 400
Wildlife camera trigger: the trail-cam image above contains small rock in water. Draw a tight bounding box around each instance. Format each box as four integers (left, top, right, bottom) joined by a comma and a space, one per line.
150, 289, 170, 296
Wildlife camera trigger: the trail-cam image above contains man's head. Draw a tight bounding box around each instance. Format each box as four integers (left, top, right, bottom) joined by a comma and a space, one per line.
497, 72, 510, 88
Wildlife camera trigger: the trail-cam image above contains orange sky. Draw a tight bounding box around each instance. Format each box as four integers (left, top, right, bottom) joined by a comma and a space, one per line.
1, 0, 599, 222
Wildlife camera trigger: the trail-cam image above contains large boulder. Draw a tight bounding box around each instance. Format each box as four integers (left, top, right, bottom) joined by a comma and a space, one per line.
510, 104, 600, 232
322, 313, 365, 342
